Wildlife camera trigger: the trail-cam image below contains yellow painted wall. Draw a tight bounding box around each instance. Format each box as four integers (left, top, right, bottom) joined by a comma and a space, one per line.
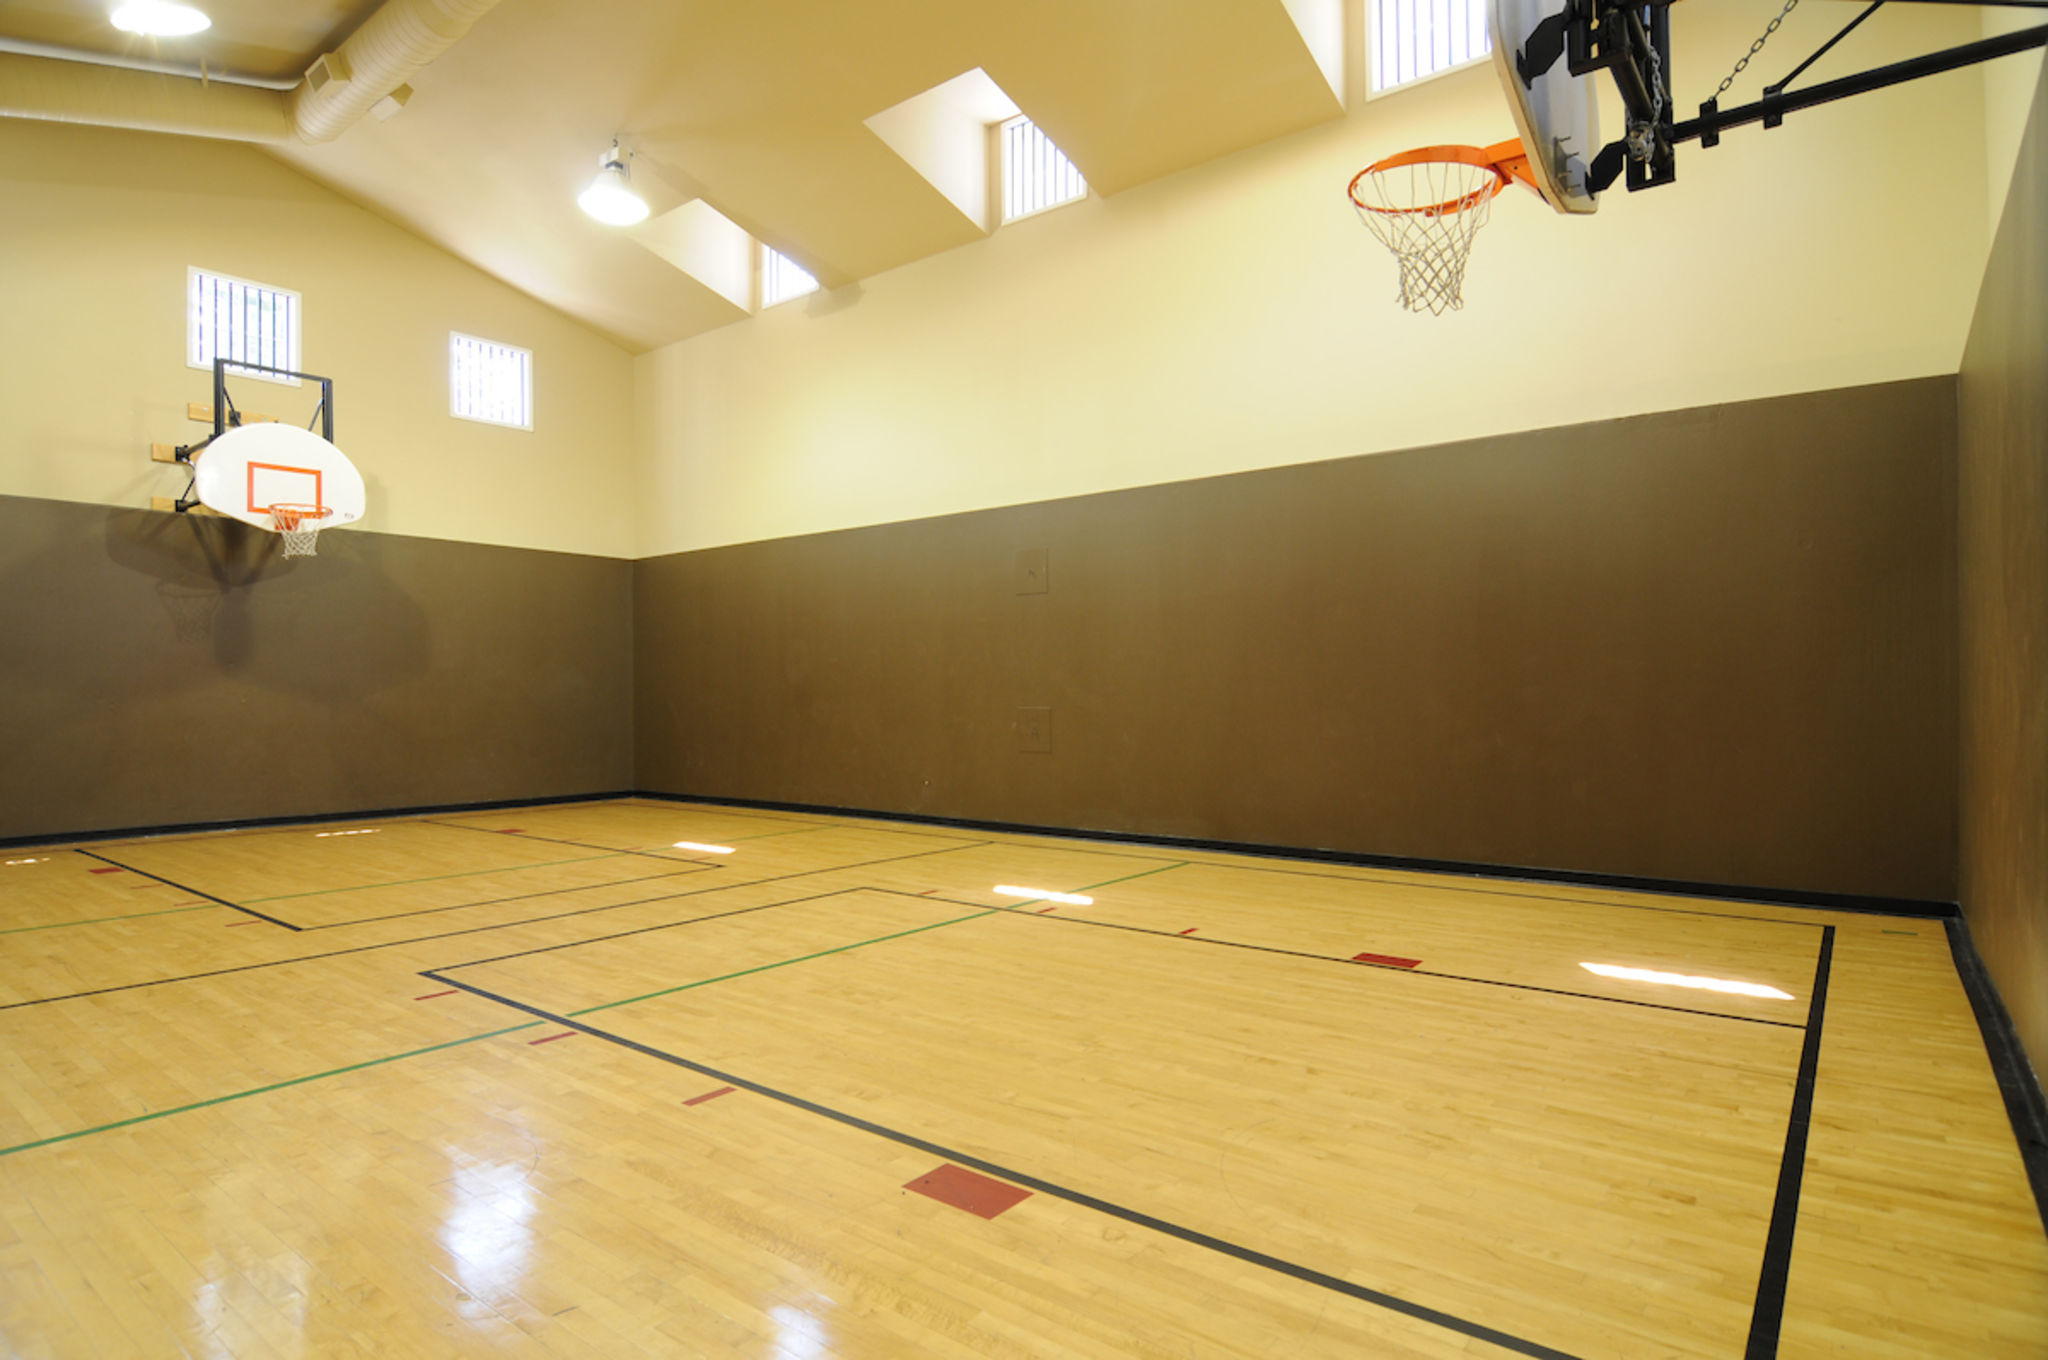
0, 118, 635, 557
636, 1, 1994, 555
1983, 4, 2047, 231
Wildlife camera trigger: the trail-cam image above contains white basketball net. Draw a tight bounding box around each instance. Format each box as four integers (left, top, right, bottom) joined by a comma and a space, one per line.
270, 504, 331, 558
1349, 156, 1506, 315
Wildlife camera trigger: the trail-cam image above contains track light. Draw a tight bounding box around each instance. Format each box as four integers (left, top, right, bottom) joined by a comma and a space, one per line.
111, 2, 212, 37
577, 140, 649, 226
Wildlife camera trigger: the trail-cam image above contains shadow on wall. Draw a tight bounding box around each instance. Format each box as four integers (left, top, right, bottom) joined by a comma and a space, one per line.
0, 508, 431, 714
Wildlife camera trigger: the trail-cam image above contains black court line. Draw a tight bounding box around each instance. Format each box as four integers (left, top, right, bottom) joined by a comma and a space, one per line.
423, 971, 1584, 1360
886, 888, 1816, 1029
2, 791, 637, 853
72, 849, 301, 931
423, 818, 729, 864
638, 790, 1956, 919
1744, 925, 1835, 1359
282, 863, 722, 930
1141, 859, 1851, 930
0, 842, 986, 1013
432, 883, 981, 974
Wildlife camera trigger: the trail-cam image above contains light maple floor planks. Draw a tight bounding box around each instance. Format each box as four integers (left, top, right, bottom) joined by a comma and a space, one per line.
0, 798, 2042, 1358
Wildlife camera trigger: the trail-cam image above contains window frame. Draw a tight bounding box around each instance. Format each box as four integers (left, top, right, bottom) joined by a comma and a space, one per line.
448, 331, 534, 432
759, 244, 820, 309
1364, 0, 1494, 99
187, 266, 302, 387
994, 113, 1089, 225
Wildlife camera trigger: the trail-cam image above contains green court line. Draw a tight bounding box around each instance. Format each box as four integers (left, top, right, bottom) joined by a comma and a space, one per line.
569, 908, 1001, 1017
0, 903, 220, 936
0, 1021, 542, 1160
1077, 861, 1187, 892
245, 852, 625, 903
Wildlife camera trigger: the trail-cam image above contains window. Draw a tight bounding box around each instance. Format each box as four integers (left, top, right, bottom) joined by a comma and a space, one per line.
188, 267, 300, 382
1000, 115, 1087, 223
449, 332, 532, 430
761, 246, 819, 308
1370, 0, 1490, 94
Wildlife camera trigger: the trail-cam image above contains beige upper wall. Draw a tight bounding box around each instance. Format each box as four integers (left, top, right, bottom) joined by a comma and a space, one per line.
636, 1, 1997, 556
1984, 5, 2047, 230
0, 118, 635, 557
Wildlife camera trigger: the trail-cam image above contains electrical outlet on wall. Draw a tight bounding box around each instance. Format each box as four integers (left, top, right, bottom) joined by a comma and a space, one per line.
1017, 706, 1051, 752
1016, 548, 1048, 595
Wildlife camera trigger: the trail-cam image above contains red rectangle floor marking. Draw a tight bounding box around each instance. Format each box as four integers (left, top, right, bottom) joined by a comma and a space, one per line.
904, 1164, 1031, 1220
225, 920, 263, 927
1352, 951, 1422, 969
682, 1086, 736, 1107
89, 867, 124, 875
1178, 927, 1198, 935
499, 829, 525, 835
528, 1031, 577, 1045
414, 989, 457, 1001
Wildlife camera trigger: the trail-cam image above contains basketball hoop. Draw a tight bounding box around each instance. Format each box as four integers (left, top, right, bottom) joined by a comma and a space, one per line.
269, 503, 333, 557
1348, 140, 1533, 315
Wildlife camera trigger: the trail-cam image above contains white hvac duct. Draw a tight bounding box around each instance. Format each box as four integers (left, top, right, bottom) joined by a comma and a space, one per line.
289, 0, 502, 143
0, 0, 504, 145
0, 51, 291, 142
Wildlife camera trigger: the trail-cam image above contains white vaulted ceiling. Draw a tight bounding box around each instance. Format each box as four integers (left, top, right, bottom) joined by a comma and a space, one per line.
2, 0, 1348, 350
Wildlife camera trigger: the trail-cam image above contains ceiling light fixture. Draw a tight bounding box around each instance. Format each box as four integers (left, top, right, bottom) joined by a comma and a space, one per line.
111, 2, 212, 37
578, 140, 650, 226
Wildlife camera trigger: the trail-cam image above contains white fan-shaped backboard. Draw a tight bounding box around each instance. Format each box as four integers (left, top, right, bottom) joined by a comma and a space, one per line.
191, 423, 365, 532
1490, 0, 1601, 214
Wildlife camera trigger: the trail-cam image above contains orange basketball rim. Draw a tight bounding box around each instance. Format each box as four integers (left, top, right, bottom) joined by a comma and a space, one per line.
1347, 139, 1537, 314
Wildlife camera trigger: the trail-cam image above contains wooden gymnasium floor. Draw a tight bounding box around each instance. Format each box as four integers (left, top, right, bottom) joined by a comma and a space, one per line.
2, 800, 2044, 1359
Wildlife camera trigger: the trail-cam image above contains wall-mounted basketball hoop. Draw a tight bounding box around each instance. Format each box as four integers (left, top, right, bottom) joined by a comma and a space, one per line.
1353, 0, 2048, 312
151, 357, 365, 556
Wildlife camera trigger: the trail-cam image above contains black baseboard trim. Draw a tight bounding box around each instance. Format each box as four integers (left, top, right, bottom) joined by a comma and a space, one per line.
5, 786, 1958, 920
0, 790, 638, 852
633, 789, 1959, 920
1944, 916, 2048, 1233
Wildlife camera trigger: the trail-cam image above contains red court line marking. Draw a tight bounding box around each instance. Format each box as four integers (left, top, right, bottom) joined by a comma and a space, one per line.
89, 867, 124, 875
1037, 906, 1058, 914
1352, 951, 1422, 969
683, 1086, 736, 1107
414, 989, 458, 1001
528, 1031, 577, 1045
904, 1164, 1032, 1220
224, 920, 264, 928
1178, 927, 1199, 935
499, 829, 526, 835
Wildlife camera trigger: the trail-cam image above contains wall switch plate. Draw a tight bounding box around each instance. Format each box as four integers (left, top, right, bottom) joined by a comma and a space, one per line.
1016, 548, 1048, 595
1017, 706, 1051, 752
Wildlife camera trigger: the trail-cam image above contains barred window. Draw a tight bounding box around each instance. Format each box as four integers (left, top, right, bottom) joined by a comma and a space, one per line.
999, 115, 1087, 222
1371, 0, 1491, 94
762, 246, 820, 307
189, 267, 300, 383
450, 332, 533, 430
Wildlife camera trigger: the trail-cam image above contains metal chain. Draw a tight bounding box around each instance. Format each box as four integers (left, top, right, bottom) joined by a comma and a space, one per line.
1713, 0, 1803, 101
1647, 16, 1665, 123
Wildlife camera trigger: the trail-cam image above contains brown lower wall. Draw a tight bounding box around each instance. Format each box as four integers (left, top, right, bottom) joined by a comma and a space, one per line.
1960, 55, 2048, 1071
0, 495, 633, 841
636, 377, 1959, 902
